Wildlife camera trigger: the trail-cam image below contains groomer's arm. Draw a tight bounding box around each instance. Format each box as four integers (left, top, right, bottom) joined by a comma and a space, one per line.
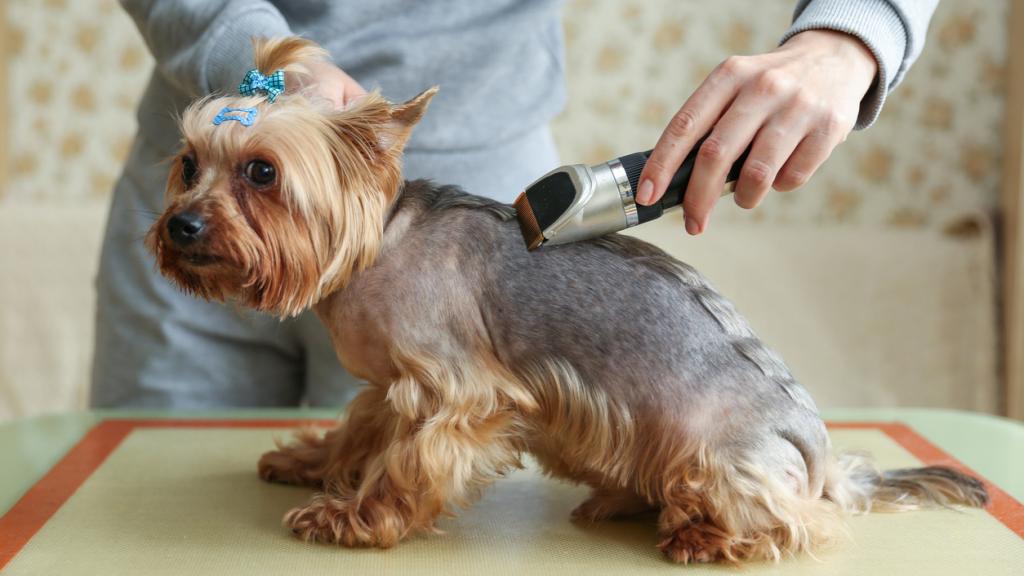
121, 0, 363, 104
636, 0, 939, 235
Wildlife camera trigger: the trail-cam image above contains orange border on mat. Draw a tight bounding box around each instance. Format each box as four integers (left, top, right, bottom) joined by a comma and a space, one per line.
0, 419, 1020, 570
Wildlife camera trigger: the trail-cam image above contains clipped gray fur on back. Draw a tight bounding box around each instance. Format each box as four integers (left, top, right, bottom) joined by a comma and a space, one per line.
368, 180, 830, 490
391, 180, 819, 419
590, 234, 818, 413
393, 179, 517, 223
312, 179, 985, 557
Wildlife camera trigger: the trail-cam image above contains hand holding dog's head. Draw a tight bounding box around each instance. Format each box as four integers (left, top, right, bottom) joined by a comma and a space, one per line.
147, 37, 436, 317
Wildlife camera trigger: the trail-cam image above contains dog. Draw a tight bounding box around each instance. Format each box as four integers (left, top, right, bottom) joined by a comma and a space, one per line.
147, 37, 988, 564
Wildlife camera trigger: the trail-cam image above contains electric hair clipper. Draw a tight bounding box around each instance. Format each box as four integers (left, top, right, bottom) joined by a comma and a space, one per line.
513, 141, 750, 250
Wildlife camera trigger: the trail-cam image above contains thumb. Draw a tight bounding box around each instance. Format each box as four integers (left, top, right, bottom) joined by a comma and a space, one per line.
342, 78, 367, 105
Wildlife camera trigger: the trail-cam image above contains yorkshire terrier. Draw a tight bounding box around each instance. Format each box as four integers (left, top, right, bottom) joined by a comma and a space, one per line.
147, 38, 988, 564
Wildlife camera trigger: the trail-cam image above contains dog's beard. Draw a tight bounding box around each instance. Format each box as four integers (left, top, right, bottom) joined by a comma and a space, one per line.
146, 202, 325, 318
146, 213, 238, 305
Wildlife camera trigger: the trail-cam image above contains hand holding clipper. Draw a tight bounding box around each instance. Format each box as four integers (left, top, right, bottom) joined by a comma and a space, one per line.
514, 140, 750, 251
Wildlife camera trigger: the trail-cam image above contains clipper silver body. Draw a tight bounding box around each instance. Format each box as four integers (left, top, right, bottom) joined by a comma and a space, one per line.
529, 160, 639, 248
516, 143, 743, 250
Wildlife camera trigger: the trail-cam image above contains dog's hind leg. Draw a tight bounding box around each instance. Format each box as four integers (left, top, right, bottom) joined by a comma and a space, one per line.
571, 487, 655, 523
656, 436, 841, 564
258, 427, 329, 487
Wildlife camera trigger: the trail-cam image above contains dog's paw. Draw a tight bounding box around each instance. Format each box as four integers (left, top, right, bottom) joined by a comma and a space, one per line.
657, 522, 732, 564
570, 499, 603, 524
258, 449, 322, 487
284, 493, 403, 548
284, 494, 365, 546
570, 496, 617, 524
571, 490, 654, 524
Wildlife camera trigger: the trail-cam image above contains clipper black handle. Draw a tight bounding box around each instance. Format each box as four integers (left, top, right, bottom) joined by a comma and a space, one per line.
617, 138, 752, 224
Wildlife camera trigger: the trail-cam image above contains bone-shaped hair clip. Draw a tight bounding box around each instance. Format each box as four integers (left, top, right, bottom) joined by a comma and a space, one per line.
212, 106, 259, 127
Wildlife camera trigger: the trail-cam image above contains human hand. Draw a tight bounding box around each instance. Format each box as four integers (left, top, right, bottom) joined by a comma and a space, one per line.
636, 29, 878, 235
300, 59, 367, 108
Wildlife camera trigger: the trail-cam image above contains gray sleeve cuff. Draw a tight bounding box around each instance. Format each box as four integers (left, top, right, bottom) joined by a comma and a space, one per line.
199, 5, 292, 95
780, 0, 909, 130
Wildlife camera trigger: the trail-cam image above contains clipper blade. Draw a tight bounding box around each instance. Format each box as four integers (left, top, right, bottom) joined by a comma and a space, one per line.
513, 192, 545, 250
514, 169, 582, 251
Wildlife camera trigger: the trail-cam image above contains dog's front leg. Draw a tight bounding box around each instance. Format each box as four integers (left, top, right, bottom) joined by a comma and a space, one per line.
258, 387, 395, 489
283, 361, 525, 548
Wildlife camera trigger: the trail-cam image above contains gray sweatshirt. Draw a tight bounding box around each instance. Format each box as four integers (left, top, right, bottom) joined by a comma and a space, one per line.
122, 0, 936, 155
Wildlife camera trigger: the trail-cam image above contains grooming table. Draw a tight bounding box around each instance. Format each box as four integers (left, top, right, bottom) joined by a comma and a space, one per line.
1, 409, 1021, 575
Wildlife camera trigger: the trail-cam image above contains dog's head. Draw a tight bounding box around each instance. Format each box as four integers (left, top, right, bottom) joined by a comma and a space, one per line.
147, 37, 436, 317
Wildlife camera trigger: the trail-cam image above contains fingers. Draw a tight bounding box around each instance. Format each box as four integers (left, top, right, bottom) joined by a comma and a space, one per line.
682, 70, 797, 233
636, 57, 748, 206
774, 111, 850, 192
303, 60, 367, 109
732, 112, 809, 210
680, 112, 760, 233
342, 77, 368, 105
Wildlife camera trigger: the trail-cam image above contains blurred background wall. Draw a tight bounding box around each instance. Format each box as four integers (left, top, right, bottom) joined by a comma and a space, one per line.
0, 0, 1015, 420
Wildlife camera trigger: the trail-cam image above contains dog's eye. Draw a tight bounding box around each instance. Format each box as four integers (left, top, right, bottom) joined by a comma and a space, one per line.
181, 155, 199, 188
244, 160, 276, 186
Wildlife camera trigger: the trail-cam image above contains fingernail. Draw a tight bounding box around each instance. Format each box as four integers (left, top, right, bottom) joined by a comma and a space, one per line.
636, 179, 654, 205
685, 216, 700, 235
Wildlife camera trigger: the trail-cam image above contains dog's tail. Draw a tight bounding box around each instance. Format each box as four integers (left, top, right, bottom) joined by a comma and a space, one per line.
823, 452, 989, 513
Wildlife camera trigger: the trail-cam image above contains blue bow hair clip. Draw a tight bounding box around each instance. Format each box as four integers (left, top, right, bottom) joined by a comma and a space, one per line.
213, 106, 258, 127
239, 68, 285, 102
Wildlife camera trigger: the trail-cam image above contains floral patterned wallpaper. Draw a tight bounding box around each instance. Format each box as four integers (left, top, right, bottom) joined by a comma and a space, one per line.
4, 0, 151, 203
0, 0, 1011, 234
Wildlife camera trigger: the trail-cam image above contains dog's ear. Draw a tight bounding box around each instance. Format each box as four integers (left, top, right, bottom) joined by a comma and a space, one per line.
391, 86, 438, 126
379, 86, 438, 153
325, 88, 437, 165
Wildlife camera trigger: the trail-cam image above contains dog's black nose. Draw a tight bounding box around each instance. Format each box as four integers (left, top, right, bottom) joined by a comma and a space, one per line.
167, 212, 206, 246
